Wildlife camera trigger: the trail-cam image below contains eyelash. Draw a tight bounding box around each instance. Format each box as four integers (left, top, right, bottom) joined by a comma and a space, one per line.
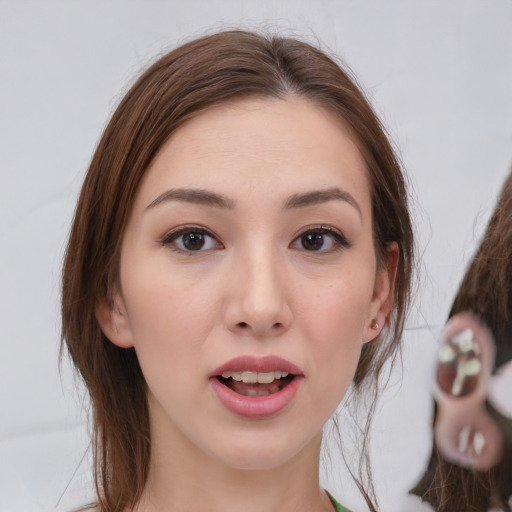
161, 226, 222, 254
161, 225, 351, 254
292, 226, 351, 253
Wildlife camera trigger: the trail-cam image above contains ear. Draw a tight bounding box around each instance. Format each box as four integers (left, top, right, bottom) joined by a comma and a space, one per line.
362, 242, 399, 343
95, 290, 134, 348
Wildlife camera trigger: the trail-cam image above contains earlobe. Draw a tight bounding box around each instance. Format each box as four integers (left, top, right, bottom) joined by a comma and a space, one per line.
95, 293, 134, 348
363, 242, 399, 343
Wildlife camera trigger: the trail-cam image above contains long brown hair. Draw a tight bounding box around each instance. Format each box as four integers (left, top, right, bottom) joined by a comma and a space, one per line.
411, 171, 512, 511
61, 30, 414, 512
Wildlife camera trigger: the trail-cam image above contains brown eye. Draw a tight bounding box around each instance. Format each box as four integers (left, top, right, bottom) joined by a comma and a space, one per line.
292, 227, 350, 252
162, 227, 221, 253
301, 233, 324, 251
182, 232, 205, 250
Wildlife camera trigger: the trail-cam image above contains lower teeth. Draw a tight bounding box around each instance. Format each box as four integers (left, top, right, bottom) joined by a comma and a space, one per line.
247, 389, 270, 397
220, 376, 291, 396
237, 383, 281, 397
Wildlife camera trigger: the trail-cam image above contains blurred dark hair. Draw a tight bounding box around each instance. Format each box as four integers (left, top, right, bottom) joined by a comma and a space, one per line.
411, 171, 512, 512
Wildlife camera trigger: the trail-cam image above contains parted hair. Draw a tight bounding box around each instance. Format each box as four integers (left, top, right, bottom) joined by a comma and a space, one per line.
411, 170, 512, 512
61, 30, 414, 512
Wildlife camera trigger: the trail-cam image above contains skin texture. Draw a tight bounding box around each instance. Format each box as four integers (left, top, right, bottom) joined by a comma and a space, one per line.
97, 96, 397, 512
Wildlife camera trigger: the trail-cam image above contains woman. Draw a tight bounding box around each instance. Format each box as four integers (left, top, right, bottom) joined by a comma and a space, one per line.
62, 30, 414, 512
411, 171, 512, 512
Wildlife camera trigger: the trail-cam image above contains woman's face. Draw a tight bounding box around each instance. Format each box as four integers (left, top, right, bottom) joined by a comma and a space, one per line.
100, 96, 395, 470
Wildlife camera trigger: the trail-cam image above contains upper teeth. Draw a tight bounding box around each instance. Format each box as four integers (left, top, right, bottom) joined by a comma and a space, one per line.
221, 370, 289, 384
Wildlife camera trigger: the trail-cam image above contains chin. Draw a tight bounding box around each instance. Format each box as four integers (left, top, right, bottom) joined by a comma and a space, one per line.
210, 429, 321, 471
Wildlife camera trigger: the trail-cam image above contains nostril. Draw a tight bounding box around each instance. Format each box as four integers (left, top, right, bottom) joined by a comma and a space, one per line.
232, 321, 287, 335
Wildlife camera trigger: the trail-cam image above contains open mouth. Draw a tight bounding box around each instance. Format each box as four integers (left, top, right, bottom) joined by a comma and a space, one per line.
217, 370, 295, 397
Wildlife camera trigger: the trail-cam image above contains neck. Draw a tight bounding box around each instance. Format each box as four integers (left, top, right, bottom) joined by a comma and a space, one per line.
134, 407, 333, 512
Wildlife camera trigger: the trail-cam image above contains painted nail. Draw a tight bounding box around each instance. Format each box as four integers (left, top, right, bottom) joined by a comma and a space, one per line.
473, 432, 486, 455
457, 426, 486, 457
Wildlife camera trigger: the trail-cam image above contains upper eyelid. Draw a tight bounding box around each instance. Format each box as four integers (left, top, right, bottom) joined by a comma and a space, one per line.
161, 225, 222, 245
162, 225, 216, 237
292, 224, 348, 240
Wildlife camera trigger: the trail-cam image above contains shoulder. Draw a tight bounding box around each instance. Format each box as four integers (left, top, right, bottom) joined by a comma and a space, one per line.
326, 491, 352, 512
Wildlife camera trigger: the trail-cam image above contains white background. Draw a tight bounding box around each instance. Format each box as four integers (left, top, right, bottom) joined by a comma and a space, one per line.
1, 1, 512, 511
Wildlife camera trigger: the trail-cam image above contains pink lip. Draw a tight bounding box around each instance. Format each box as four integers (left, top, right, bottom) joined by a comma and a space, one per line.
210, 355, 304, 377
209, 355, 304, 420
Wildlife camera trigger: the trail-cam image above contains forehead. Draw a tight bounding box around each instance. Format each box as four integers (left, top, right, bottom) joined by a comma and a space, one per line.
135, 96, 371, 214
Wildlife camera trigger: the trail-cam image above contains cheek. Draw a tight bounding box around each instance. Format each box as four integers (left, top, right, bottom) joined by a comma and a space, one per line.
300, 270, 374, 345
121, 262, 220, 368
298, 270, 374, 392
121, 272, 223, 421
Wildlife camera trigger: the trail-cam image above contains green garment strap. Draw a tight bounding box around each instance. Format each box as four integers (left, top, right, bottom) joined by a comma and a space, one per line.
326, 491, 351, 512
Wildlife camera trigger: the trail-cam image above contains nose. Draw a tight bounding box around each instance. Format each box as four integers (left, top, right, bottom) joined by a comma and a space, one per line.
223, 246, 293, 338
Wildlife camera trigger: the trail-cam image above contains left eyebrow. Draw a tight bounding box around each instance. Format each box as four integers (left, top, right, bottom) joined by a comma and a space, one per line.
283, 187, 362, 219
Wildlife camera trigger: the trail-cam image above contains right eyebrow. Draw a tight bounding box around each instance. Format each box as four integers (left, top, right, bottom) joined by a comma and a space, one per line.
145, 188, 236, 211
